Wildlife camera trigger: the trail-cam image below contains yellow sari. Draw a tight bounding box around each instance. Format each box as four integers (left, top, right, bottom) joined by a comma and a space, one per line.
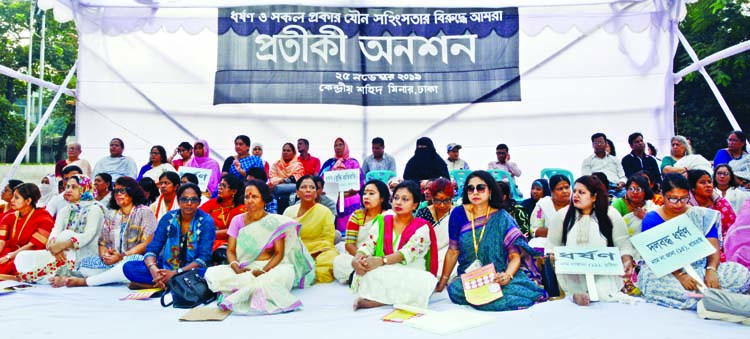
283, 203, 338, 283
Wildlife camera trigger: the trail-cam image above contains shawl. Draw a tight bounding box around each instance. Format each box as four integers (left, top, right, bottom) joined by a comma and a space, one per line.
64, 175, 106, 234
187, 139, 221, 193
269, 156, 305, 186
283, 203, 336, 255
374, 214, 439, 276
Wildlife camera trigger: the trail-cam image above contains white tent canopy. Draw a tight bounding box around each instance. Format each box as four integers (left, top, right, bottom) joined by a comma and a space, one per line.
24, 0, 695, 191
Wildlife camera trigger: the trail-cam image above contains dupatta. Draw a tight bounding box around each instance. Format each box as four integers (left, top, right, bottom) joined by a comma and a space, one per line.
373, 215, 439, 276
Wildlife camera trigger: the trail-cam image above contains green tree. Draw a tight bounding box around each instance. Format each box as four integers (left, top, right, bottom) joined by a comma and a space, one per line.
0, 1, 77, 163
675, 0, 750, 157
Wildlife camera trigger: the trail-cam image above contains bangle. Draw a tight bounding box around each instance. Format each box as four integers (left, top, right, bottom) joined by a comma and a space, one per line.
147, 263, 157, 269
706, 266, 717, 272
230, 261, 239, 267
440, 275, 450, 281
677, 271, 687, 277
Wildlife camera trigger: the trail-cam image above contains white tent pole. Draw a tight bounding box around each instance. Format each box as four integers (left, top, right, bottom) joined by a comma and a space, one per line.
1, 61, 78, 188
674, 40, 750, 83
0, 64, 76, 97
37, 10, 47, 163
677, 31, 742, 132
25, 3, 34, 163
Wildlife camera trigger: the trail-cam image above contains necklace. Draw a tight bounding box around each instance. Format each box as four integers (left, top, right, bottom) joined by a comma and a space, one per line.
214, 200, 234, 226
11, 209, 35, 243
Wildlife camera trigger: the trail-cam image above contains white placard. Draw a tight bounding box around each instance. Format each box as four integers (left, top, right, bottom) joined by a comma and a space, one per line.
178, 166, 211, 191
323, 169, 360, 191
552, 247, 623, 276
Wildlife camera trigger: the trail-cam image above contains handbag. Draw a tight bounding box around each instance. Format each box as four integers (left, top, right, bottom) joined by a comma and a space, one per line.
160, 269, 216, 309
540, 255, 562, 299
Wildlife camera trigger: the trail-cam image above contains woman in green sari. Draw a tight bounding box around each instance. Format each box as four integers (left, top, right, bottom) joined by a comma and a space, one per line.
205, 179, 315, 314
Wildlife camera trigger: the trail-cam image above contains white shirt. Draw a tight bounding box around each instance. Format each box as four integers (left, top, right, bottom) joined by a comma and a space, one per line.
581, 153, 626, 185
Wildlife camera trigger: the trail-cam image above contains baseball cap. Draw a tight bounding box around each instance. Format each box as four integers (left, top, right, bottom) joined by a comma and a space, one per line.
447, 143, 462, 152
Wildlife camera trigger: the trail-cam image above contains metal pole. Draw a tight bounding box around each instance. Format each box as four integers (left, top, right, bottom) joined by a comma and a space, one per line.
24, 2, 34, 163
37, 10, 46, 163
2, 62, 78, 188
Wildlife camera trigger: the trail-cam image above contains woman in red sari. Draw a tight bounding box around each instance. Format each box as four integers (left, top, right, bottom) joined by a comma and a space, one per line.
0, 180, 24, 221
0, 183, 54, 277
200, 174, 245, 264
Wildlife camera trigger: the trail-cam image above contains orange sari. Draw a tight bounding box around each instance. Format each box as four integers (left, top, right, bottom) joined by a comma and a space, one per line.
0, 208, 54, 274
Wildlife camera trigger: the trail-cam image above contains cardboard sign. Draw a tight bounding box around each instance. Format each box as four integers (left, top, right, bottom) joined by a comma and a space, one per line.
552, 247, 623, 276
630, 214, 716, 277
178, 167, 212, 191
460, 263, 502, 306
323, 169, 360, 191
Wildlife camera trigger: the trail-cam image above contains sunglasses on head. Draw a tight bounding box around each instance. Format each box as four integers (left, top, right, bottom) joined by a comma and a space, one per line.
465, 184, 487, 194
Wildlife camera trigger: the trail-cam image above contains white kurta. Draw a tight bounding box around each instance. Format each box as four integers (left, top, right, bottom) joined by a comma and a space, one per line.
546, 207, 635, 302
332, 217, 376, 283
350, 223, 437, 308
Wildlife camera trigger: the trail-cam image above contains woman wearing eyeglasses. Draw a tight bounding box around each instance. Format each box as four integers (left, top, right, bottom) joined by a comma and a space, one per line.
637, 173, 750, 310
688, 169, 736, 240
713, 164, 749, 215
416, 177, 455, 276
14, 175, 107, 284
122, 183, 215, 289
200, 174, 246, 264
137, 145, 176, 182
611, 176, 657, 234
436, 171, 547, 311
713, 131, 747, 167
333, 179, 391, 284
168, 141, 193, 171
62, 177, 157, 287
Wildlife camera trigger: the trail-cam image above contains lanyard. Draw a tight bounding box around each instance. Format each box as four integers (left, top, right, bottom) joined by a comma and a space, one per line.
469, 207, 490, 257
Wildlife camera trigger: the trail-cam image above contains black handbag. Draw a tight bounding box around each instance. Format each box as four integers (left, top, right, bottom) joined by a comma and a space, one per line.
160, 269, 216, 309
540, 255, 562, 299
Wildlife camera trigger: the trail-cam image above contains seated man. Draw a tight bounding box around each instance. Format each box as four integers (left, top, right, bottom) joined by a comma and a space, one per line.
581, 132, 626, 197
621, 132, 661, 186
55, 143, 92, 178
92, 138, 138, 182
445, 143, 469, 171
362, 137, 397, 175
487, 143, 522, 178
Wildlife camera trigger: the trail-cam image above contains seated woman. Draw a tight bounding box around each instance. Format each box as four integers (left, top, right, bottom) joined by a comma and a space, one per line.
319, 137, 365, 233
123, 183, 215, 289
546, 175, 636, 306
205, 180, 315, 314
633, 170, 663, 206
637, 173, 750, 309
714, 130, 747, 167
521, 179, 551, 225
168, 141, 193, 171
138, 177, 159, 205
530, 174, 571, 239
137, 145, 176, 181
200, 174, 246, 265
688, 169, 736, 239
150, 171, 181, 222
14, 175, 106, 285
64, 177, 157, 287
93, 173, 112, 206
186, 139, 221, 195
436, 171, 546, 311
497, 181, 530, 236
283, 175, 339, 283
268, 142, 305, 214
333, 180, 391, 284
415, 178, 454, 276
38, 174, 58, 208
0, 184, 54, 278
612, 176, 657, 235
0, 180, 24, 221
352, 180, 438, 310
662, 135, 711, 175
714, 164, 749, 215
222, 135, 264, 180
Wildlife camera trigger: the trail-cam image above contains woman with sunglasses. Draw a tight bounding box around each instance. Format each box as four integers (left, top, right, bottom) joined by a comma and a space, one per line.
530, 174, 571, 239
637, 173, 750, 310
333, 179, 391, 284
688, 169, 736, 240
547, 175, 636, 306
14, 175, 107, 285
63, 177, 157, 287
416, 178, 455, 276
436, 171, 547, 311
351, 181, 438, 310
122, 183, 215, 289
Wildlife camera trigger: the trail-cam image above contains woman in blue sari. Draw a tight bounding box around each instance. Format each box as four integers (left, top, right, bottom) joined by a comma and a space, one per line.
436, 171, 547, 311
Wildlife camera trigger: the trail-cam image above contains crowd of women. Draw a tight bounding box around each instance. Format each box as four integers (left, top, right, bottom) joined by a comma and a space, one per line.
0, 132, 749, 320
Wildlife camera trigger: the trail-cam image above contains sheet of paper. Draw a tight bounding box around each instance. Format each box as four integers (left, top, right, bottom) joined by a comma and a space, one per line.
179, 307, 231, 321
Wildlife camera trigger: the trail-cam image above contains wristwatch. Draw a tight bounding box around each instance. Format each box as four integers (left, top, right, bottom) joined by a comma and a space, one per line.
177, 268, 183, 274
382, 256, 388, 265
